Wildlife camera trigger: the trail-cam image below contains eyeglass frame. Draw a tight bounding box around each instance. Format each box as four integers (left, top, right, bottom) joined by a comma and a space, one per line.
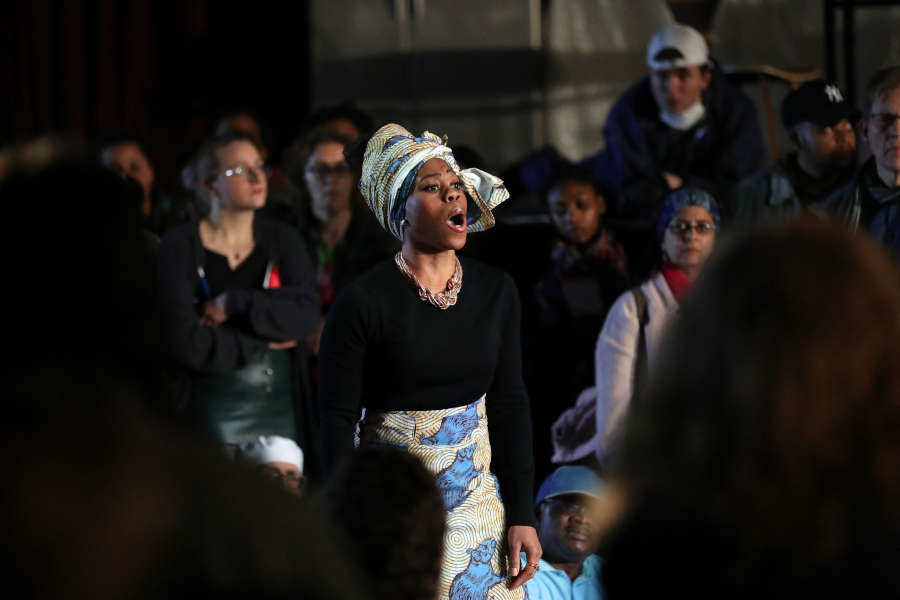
667, 220, 716, 236
867, 112, 900, 133
304, 162, 353, 181
222, 163, 271, 180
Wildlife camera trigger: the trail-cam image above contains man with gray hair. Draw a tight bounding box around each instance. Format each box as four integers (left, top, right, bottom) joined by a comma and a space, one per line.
815, 66, 900, 259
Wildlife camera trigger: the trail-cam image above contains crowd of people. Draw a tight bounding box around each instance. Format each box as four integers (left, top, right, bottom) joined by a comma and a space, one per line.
5, 20, 900, 600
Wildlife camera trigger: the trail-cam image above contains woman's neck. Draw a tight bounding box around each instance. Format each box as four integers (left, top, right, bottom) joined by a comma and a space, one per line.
401, 243, 457, 292
204, 209, 255, 245
319, 208, 353, 249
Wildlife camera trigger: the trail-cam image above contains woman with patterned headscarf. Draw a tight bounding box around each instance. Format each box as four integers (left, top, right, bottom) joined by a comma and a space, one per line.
319, 124, 541, 599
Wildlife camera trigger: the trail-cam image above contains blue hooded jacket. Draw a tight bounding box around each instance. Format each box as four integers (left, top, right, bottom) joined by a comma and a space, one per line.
584, 67, 764, 226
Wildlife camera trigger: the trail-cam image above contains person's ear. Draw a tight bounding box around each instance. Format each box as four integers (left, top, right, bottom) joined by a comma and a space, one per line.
789, 128, 805, 151
699, 67, 712, 90
860, 116, 870, 147
595, 193, 607, 216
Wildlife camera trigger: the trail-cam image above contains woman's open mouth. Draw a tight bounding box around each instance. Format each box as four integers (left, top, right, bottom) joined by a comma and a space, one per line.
447, 207, 467, 233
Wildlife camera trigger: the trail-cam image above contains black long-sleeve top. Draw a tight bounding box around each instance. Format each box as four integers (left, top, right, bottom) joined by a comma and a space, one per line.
318, 256, 536, 527
157, 217, 319, 374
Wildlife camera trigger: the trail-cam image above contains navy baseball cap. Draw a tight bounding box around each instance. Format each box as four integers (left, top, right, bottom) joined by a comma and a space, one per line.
782, 79, 860, 130
535, 466, 603, 504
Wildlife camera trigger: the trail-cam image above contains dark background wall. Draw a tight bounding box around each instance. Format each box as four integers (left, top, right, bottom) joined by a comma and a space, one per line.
2, 0, 311, 187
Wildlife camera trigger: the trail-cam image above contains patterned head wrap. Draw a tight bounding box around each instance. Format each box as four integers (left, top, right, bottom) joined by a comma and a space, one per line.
360, 123, 510, 241
657, 186, 721, 241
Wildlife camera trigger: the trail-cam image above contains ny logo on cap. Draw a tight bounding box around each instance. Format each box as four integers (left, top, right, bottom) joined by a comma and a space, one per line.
825, 84, 843, 103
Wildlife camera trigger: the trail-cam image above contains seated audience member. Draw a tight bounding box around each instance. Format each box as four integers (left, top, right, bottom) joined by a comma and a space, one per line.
731, 80, 858, 225
816, 65, 900, 259
158, 133, 319, 450
99, 131, 188, 234
590, 23, 763, 226
530, 165, 628, 476
238, 435, 305, 495
601, 221, 900, 598
594, 188, 719, 462
328, 445, 446, 600
525, 466, 606, 600
297, 128, 397, 308
288, 128, 397, 355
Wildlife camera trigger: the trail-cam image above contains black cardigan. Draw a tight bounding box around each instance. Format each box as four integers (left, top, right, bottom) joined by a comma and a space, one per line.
157, 216, 319, 374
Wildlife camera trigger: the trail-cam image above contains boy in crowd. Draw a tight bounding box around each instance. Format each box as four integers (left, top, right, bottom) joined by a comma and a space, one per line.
588, 23, 763, 226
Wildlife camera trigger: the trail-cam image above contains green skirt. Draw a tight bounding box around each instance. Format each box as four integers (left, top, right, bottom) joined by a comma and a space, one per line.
189, 349, 295, 447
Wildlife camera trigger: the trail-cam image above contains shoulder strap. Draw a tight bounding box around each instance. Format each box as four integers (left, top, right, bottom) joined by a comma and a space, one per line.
631, 286, 650, 408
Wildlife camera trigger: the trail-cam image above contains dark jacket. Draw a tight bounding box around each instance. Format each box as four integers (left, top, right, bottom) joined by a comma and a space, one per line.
157, 216, 319, 374
729, 153, 855, 227
587, 68, 764, 224
300, 208, 399, 312
813, 158, 900, 259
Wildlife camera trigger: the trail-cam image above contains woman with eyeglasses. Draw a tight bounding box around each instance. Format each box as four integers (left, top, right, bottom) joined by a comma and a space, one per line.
593, 187, 719, 463
286, 127, 397, 353
158, 132, 319, 453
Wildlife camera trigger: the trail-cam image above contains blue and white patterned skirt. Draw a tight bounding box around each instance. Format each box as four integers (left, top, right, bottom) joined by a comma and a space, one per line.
360, 396, 524, 600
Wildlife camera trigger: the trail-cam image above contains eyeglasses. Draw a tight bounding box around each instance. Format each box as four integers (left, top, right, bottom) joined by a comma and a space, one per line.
544, 497, 591, 518
869, 112, 900, 133
305, 163, 352, 180
668, 221, 716, 236
223, 163, 271, 179
261, 468, 305, 488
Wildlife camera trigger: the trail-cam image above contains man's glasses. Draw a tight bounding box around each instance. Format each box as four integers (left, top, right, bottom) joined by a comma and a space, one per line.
668, 221, 716, 236
869, 112, 900, 133
223, 163, 271, 179
305, 162, 352, 181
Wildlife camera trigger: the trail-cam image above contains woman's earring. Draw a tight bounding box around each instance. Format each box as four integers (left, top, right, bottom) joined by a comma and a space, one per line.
400, 218, 410, 240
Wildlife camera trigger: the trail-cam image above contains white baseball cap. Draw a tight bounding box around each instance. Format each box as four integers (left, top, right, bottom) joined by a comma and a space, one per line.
238, 435, 304, 473
646, 23, 709, 70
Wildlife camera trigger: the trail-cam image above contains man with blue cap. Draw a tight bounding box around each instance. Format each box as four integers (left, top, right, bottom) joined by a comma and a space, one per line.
524, 466, 606, 600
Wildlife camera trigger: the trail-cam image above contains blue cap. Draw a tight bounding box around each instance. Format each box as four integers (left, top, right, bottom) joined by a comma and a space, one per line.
535, 466, 603, 504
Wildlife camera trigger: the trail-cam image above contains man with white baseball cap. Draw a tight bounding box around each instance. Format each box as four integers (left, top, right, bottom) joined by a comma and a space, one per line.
238, 435, 305, 495
585, 22, 763, 268
731, 79, 859, 225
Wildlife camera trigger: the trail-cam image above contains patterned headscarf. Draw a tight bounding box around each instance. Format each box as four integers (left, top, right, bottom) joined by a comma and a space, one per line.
360, 123, 510, 241
656, 186, 721, 241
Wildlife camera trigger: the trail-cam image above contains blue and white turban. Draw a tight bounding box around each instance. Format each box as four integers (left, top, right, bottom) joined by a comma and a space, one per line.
360, 123, 509, 241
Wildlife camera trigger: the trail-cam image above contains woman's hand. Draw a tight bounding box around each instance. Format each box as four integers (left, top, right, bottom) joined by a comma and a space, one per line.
268, 340, 298, 350
199, 293, 228, 326
506, 525, 542, 590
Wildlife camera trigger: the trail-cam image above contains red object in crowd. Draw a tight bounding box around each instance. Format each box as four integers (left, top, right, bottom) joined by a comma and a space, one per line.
264, 262, 282, 289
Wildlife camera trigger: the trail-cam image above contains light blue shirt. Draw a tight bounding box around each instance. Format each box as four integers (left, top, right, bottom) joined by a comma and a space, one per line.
522, 553, 604, 600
